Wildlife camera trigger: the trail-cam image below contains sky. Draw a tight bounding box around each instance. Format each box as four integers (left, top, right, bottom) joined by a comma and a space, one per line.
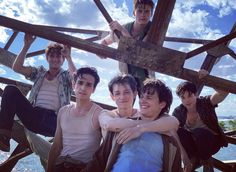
0, 0, 236, 117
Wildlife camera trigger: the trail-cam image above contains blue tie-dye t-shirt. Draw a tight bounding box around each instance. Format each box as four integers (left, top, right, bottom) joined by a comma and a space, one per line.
112, 132, 163, 172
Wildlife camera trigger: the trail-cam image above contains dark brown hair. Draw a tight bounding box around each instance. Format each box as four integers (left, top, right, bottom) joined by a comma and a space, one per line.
133, 0, 155, 11
141, 78, 173, 115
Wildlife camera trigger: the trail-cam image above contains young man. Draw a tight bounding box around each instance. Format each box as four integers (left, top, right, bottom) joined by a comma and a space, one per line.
47, 67, 103, 172
99, 0, 155, 92
83, 77, 181, 172
99, 74, 139, 138
0, 33, 76, 152
172, 80, 228, 171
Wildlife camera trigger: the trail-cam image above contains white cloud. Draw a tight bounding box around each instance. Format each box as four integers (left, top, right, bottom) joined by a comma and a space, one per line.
37, 55, 45, 60
0, 27, 9, 43
218, 64, 235, 69
24, 57, 36, 66
0, 67, 6, 75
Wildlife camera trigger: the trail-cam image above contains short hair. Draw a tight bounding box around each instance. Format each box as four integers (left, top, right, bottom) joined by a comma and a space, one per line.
141, 78, 173, 115
133, 0, 155, 11
73, 67, 100, 89
45, 43, 64, 57
108, 74, 137, 94
176, 81, 197, 97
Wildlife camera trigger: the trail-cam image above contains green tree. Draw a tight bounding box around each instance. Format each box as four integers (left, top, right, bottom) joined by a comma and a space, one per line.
228, 120, 236, 130
218, 121, 227, 131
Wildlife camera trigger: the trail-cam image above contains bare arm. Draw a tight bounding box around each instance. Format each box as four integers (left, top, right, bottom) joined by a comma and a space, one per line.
116, 116, 179, 144
92, 106, 103, 130
109, 21, 131, 38
198, 69, 229, 106
99, 110, 144, 132
46, 110, 63, 172
210, 89, 229, 106
12, 33, 36, 77
98, 21, 130, 59
61, 45, 77, 76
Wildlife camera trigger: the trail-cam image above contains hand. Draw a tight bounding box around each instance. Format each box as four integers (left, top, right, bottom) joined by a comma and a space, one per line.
182, 152, 193, 172
198, 69, 209, 79
24, 33, 36, 45
109, 21, 130, 37
61, 45, 71, 59
109, 21, 123, 32
116, 126, 142, 144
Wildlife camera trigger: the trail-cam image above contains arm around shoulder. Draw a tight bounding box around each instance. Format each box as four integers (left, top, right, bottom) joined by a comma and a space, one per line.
99, 109, 142, 132
139, 115, 179, 135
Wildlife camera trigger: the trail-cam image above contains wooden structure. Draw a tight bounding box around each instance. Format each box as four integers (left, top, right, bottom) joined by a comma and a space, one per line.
0, 0, 236, 171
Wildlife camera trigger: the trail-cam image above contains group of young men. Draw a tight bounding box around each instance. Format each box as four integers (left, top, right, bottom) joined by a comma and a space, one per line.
0, 0, 229, 172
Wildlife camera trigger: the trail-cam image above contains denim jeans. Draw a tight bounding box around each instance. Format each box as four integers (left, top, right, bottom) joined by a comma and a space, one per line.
0, 85, 57, 137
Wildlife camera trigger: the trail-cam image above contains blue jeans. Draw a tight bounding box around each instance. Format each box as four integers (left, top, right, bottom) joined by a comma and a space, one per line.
0, 85, 57, 137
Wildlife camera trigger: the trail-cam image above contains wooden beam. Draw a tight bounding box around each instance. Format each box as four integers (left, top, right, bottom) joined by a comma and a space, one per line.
196, 23, 236, 94
0, 145, 32, 172
165, 36, 212, 44
4, 31, 18, 50
226, 135, 236, 145
0, 15, 117, 58
34, 24, 109, 35
93, 0, 122, 38
196, 54, 218, 95
212, 157, 233, 172
186, 31, 236, 59
146, 0, 176, 45
180, 68, 236, 94
117, 37, 236, 93
118, 37, 185, 75
0, 48, 17, 68
225, 130, 236, 136
26, 49, 45, 58
25, 35, 105, 58
1, 16, 236, 93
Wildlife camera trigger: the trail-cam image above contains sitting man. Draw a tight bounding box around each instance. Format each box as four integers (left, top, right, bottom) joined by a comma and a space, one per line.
83, 77, 181, 172
47, 67, 103, 172
0, 33, 76, 152
172, 75, 228, 171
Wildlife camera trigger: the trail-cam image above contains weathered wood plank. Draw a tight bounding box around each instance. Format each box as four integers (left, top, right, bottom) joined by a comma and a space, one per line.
1, 16, 236, 93
180, 68, 236, 94
0, 15, 117, 58
0, 48, 17, 68
212, 157, 233, 172
196, 23, 236, 94
186, 31, 236, 59
0, 145, 32, 172
146, 0, 176, 45
94, 0, 122, 38
118, 37, 185, 75
165, 37, 212, 44
4, 31, 18, 50
34, 24, 109, 35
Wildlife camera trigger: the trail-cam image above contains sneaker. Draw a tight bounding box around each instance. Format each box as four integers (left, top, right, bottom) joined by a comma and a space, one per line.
0, 134, 10, 152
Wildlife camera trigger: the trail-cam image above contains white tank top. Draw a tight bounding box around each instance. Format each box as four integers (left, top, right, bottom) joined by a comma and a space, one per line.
59, 103, 102, 163
35, 77, 60, 112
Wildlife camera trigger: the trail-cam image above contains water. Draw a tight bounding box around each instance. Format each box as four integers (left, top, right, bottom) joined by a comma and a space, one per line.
0, 140, 44, 172
1, 141, 236, 171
